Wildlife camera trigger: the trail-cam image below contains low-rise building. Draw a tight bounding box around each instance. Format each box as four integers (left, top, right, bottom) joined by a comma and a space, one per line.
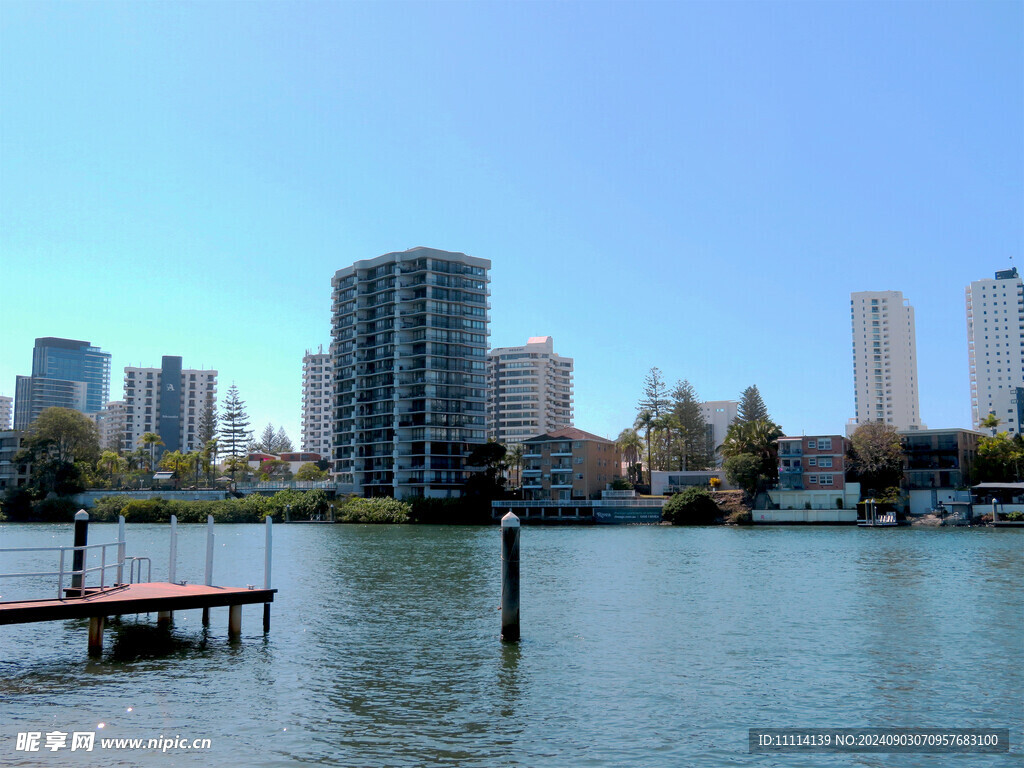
651, 470, 732, 495
777, 435, 848, 491
900, 428, 983, 490
0, 431, 30, 492
520, 427, 620, 501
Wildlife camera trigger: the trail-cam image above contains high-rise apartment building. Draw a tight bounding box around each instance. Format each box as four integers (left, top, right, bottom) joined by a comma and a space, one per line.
331, 247, 490, 498
301, 345, 333, 458
122, 356, 217, 455
850, 291, 925, 431
0, 395, 12, 430
487, 336, 573, 444
13, 337, 111, 429
966, 267, 1024, 433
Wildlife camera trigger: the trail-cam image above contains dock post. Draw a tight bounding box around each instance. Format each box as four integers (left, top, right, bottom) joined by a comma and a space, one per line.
263, 516, 272, 632
71, 510, 89, 593
501, 511, 520, 642
202, 515, 215, 626
116, 516, 126, 585
88, 616, 104, 656
228, 605, 242, 637
168, 514, 178, 583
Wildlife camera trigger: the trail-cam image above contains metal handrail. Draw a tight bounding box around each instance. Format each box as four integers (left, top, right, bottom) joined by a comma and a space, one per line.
0, 541, 124, 598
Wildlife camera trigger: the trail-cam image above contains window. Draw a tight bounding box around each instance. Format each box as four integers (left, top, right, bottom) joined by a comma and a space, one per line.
820, 475, 834, 485
819, 438, 832, 450
819, 457, 833, 468
808, 457, 817, 466
807, 440, 817, 449
808, 475, 818, 484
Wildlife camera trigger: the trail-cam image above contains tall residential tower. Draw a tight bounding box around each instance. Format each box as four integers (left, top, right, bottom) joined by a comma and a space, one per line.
850, 291, 925, 432
122, 356, 217, 455
487, 336, 573, 444
331, 247, 490, 498
966, 267, 1024, 433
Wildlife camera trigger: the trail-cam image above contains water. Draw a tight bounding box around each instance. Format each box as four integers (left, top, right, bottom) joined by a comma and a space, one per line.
0, 523, 1021, 767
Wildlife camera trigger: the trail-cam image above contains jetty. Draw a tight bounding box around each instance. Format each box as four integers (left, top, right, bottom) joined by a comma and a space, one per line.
0, 512, 276, 655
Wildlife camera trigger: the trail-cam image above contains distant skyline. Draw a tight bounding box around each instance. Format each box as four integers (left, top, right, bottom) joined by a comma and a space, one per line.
2, 1, 1021, 445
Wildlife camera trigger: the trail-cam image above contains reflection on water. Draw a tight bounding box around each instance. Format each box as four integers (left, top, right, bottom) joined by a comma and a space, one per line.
0, 523, 1020, 767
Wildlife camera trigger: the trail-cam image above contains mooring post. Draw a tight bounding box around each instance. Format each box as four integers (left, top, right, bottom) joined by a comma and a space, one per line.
202, 514, 215, 626
501, 511, 520, 642
116, 515, 126, 585
88, 616, 105, 656
71, 510, 89, 593
263, 516, 272, 632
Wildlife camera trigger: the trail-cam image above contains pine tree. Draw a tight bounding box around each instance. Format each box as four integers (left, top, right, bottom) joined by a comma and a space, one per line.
274, 426, 294, 453
218, 385, 252, 465
671, 379, 711, 470
256, 423, 277, 453
736, 385, 770, 425
638, 367, 670, 418
197, 394, 218, 445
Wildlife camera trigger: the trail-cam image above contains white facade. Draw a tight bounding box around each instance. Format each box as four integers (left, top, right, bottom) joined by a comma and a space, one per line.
122, 365, 217, 453
94, 400, 128, 452
487, 336, 573, 444
302, 346, 333, 457
0, 396, 11, 430
700, 399, 737, 464
966, 268, 1024, 433
850, 290, 925, 431
331, 247, 490, 498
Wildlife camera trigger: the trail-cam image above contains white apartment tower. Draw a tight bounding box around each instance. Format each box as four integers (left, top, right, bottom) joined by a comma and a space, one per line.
966, 267, 1024, 434
301, 346, 333, 457
700, 399, 738, 465
850, 290, 925, 431
330, 247, 490, 498
487, 336, 574, 444
122, 356, 217, 455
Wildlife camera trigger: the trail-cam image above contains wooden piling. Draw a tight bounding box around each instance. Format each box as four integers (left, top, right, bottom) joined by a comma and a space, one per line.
71, 510, 89, 592
88, 616, 104, 656
501, 511, 520, 642
228, 605, 242, 637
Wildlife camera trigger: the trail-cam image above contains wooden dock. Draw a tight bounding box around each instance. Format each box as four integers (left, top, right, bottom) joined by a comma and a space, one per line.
0, 582, 276, 654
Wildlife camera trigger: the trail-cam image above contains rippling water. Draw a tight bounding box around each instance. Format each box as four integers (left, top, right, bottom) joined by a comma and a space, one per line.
1, 523, 1021, 766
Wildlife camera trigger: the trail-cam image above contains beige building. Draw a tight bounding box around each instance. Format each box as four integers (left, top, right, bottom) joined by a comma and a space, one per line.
488, 336, 573, 444
0, 395, 11, 431
122, 357, 217, 454
301, 346, 333, 457
94, 400, 128, 452
520, 427, 620, 501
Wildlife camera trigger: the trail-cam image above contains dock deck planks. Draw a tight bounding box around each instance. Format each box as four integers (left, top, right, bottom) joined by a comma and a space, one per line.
0, 582, 276, 625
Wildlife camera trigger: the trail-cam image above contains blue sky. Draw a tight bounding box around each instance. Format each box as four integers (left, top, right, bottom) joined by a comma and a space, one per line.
1, 1, 1021, 444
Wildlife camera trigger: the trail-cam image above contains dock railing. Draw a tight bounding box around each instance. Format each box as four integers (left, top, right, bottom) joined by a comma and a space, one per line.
0, 519, 127, 599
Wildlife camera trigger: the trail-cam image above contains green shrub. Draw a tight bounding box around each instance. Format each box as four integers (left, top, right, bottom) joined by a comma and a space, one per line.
1004, 511, 1024, 522
337, 496, 410, 524
31, 497, 82, 523
91, 495, 134, 522
663, 487, 720, 525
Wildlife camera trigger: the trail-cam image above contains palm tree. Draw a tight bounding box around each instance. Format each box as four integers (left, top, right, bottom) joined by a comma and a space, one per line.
653, 413, 680, 471
634, 410, 655, 486
617, 428, 643, 483
505, 443, 525, 495
980, 412, 1001, 437
141, 432, 164, 472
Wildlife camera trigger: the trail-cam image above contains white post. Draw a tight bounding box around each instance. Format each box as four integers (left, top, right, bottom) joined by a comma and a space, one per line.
205, 515, 215, 586
168, 514, 178, 583
203, 514, 215, 626
116, 515, 126, 585
263, 516, 272, 632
